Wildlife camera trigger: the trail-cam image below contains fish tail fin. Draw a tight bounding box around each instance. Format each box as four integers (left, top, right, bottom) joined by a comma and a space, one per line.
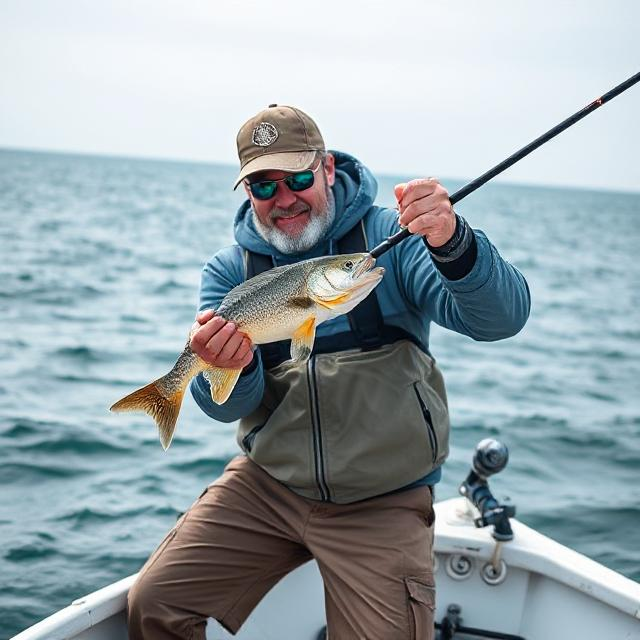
110, 378, 185, 450
203, 366, 242, 404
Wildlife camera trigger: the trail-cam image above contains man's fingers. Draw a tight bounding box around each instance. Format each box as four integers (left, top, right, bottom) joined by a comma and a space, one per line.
202, 322, 236, 358
399, 197, 450, 227
190, 310, 216, 339
213, 336, 255, 370
190, 311, 257, 369
407, 215, 439, 235
394, 182, 407, 204
191, 317, 228, 353
234, 337, 252, 362
397, 179, 439, 208
222, 339, 254, 369
217, 330, 245, 363
196, 309, 215, 324
240, 351, 255, 368
192, 316, 225, 345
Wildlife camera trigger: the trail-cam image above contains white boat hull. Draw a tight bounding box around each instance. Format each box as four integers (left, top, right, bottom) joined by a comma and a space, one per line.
12, 498, 640, 640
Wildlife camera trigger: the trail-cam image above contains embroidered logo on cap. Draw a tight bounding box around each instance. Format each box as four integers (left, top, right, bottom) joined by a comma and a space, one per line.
252, 122, 278, 147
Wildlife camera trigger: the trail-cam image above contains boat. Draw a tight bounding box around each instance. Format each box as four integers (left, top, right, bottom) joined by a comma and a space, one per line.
12, 441, 640, 640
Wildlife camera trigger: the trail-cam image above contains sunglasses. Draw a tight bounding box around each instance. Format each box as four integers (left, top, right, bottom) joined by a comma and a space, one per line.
246, 163, 323, 201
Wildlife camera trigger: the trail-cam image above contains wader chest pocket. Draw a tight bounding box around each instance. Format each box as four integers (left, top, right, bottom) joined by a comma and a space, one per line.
413, 383, 438, 463
242, 422, 266, 453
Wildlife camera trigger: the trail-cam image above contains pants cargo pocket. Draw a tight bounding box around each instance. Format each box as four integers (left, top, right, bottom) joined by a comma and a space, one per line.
405, 576, 435, 640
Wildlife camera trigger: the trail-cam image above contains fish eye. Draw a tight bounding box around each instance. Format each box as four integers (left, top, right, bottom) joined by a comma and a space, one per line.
343, 260, 354, 271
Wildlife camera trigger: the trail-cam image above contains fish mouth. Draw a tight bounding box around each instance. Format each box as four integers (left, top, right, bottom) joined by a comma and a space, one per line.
354, 254, 377, 279
351, 255, 384, 290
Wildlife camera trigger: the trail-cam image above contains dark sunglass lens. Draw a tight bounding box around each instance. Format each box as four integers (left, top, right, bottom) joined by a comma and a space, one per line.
286, 171, 315, 192
250, 181, 277, 200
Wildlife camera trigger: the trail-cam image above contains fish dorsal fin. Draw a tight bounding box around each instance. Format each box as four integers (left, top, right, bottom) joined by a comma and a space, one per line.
290, 316, 316, 363
203, 366, 243, 404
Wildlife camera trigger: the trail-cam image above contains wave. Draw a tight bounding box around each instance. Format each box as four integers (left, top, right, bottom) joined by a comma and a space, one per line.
53, 504, 179, 526
524, 504, 640, 539
0, 462, 89, 483
152, 279, 188, 295
9, 436, 129, 456
0, 418, 128, 456
5, 544, 57, 562
27, 284, 105, 304
52, 345, 117, 363
551, 431, 618, 450
1, 419, 42, 438
166, 457, 227, 475
119, 313, 151, 324
520, 503, 640, 581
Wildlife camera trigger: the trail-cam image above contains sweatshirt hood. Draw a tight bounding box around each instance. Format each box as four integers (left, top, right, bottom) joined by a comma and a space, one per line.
232, 150, 378, 262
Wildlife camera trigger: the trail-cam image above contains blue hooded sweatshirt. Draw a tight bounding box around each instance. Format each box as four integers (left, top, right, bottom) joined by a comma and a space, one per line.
191, 152, 530, 480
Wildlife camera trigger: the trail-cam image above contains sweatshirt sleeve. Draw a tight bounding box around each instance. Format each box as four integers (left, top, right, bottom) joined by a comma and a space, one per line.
189, 245, 265, 422
397, 226, 531, 341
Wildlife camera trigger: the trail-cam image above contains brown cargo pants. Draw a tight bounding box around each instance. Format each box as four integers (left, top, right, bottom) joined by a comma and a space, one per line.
127, 456, 436, 640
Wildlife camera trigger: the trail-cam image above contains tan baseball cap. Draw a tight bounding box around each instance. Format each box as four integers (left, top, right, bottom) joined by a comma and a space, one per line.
234, 104, 325, 189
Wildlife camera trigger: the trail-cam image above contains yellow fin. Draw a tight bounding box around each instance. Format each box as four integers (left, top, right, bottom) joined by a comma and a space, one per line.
290, 316, 316, 362
203, 367, 242, 404
313, 292, 351, 309
111, 382, 184, 451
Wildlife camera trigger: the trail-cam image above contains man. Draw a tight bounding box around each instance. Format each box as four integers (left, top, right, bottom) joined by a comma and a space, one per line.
127, 105, 530, 639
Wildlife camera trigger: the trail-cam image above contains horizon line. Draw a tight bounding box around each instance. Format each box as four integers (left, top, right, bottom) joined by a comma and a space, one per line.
1, 144, 638, 198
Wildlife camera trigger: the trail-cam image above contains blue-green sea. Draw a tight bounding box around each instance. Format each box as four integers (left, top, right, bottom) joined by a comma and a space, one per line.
1, 148, 639, 638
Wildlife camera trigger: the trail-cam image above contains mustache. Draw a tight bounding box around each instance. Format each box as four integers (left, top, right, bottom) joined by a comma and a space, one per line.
269, 204, 311, 220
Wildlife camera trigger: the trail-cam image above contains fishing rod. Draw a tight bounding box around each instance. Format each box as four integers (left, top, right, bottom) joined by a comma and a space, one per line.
369, 71, 640, 259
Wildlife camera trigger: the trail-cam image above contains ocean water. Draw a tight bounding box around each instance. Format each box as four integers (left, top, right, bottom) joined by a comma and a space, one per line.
0, 148, 638, 637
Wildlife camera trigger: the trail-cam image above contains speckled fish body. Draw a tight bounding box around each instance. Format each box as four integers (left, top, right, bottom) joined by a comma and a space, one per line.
111, 253, 384, 449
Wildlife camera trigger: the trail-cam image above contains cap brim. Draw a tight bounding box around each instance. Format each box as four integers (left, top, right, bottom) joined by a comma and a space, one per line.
233, 150, 318, 189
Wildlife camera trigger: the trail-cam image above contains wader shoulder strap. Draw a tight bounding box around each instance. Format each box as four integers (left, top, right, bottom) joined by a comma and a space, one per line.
245, 251, 275, 279
336, 220, 384, 351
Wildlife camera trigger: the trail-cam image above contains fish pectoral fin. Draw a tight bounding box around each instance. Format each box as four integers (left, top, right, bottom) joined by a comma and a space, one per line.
203, 366, 242, 405
311, 291, 352, 309
290, 316, 316, 363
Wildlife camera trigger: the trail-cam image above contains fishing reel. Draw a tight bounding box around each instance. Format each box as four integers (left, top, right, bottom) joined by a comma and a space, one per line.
459, 439, 515, 541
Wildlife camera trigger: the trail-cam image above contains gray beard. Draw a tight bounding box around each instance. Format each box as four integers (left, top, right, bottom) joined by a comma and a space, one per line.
251, 188, 336, 255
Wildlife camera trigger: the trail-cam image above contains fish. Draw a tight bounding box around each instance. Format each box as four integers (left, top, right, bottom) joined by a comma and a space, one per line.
110, 252, 384, 450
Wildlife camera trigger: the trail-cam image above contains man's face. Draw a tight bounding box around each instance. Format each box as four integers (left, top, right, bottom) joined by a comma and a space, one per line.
245, 153, 336, 255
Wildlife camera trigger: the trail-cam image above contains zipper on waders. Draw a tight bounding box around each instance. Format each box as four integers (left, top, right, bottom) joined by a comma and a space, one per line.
413, 383, 438, 464
307, 357, 330, 501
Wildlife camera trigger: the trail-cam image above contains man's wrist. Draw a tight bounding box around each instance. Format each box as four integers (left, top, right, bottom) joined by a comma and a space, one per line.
426, 214, 470, 260
424, 215, 477, 281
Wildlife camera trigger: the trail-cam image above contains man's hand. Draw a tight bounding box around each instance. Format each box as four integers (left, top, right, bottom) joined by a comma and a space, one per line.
190, 309, 254, 369
394, 179, 456, 248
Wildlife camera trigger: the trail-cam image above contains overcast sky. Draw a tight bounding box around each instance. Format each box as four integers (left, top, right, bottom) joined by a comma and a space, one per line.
1, 1, 638, 192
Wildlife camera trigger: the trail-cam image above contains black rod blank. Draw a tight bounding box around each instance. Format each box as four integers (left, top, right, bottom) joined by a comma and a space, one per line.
369, 71, 640, 259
